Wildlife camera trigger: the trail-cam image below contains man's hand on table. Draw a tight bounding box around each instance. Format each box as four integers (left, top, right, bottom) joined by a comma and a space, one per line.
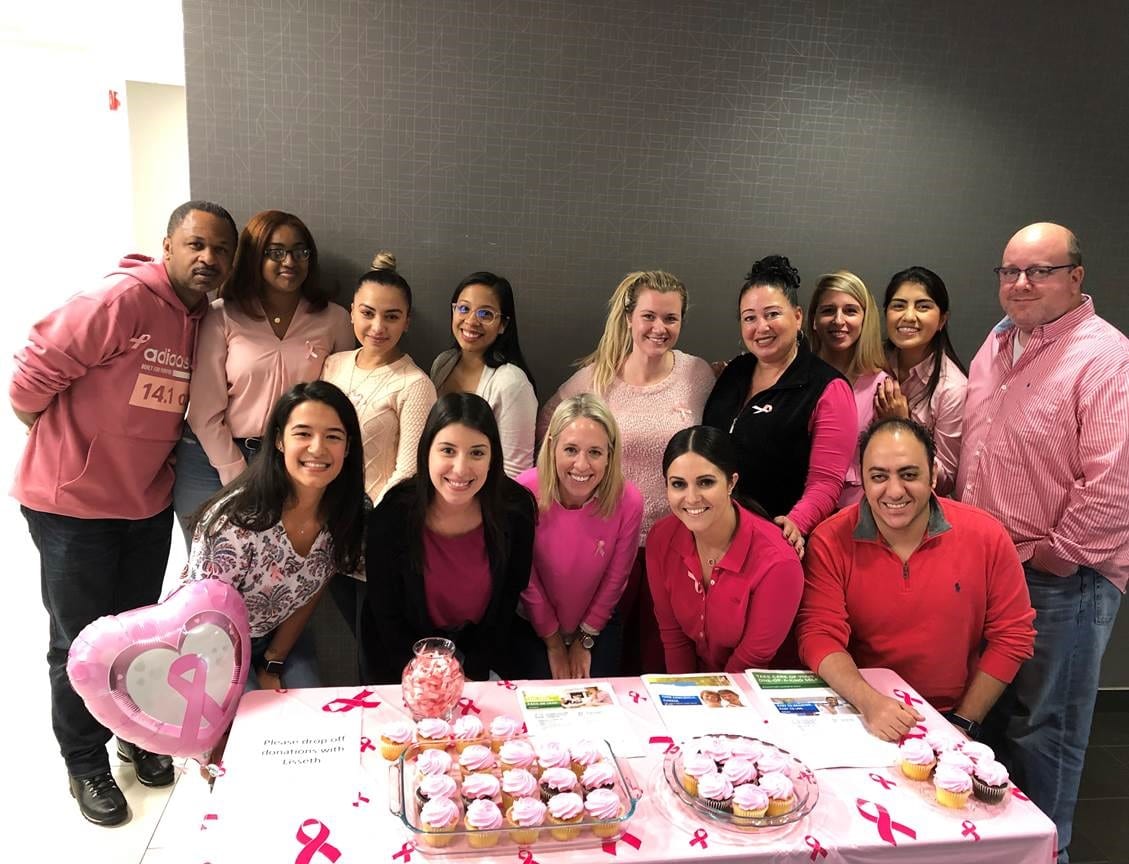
860, 692, 924, 741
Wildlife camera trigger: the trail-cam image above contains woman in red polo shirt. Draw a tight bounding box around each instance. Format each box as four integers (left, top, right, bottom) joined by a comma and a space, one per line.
646, 425, 804, 673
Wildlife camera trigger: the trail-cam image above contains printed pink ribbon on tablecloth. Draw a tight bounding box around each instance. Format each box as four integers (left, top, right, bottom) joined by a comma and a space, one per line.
166, 654, 227, 746
892, 688, 923, 707
458, 696, 480, 715
869, 772, 896, 790
1012, 788, 1031, 801
855, 798, 917, 846
804, 835, 828, 860
360, 736, 375, 753
900, 723, 928, 743
649, 735, 679, 754
518, 851, 539, 864
601, 832, 642, 855
798, 769, 816, 783
391, 841, 415, 861
497, 680, 518, 691
322, 689, 381, 712
353, 792, 369, 807
200, 813, 218, 831
689, 828, 708, 849
295, 818, 341, 864
627, 690, 646, 703
961, 820, 980, 842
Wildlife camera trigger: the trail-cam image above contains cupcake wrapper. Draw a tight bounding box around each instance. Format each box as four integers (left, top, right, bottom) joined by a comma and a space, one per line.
765, 796, 795, 817
467, 831, 501, 849
935, 788, 972, 809
591, 820, 620, 838
972, 777, 1008, 804
732, 804, 768, 818
700, 796, 734, 812
381, 742, 408, 761
900, 760, 935, 781
681, 773, 700, 797
509, 827, 541, 845
548, 815, 583, 841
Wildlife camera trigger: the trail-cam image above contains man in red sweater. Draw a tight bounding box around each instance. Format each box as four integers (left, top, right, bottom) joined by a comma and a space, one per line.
796, 417, 1035, 742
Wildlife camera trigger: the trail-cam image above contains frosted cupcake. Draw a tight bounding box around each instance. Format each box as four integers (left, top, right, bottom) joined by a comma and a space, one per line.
415, 748, 453, 781
380, 720, 414, 761
681, 752, 717, 797
729, 737, 765, 762
541, 766, 579, 801
546, 791, 585, 841
934, 764, 973, 808
972, 760, 1010, 804
416, 718, 452, 751
959, 741, 995, 765
419, 797, 460, 848
755, 750, 790, 777
490, 716, 522, 752
722, 757, 758, 787
732, 783, 769, 818
461, 772, 501, 806
536, 740, 572, 773
938, 749, 975, 775
458, 744, 497, 778
699, 736, 733, 768
925, 729, 960, 757
569, 739, 604, 778
506, 796, 547, 845
696, 773, 734, 812
499, 739, 537, 774
416, 774, 457, 808
757, 771, 796, 816
580, 761, 617, 794
898, 739, 937, 781
453, 715, 487, 753
584, 788, 623, 838
502, 768, 539, 811
465, 799, 504, 849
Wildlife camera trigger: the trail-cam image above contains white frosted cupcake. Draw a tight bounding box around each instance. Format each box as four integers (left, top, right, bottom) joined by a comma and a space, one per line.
934, 764, 973, 809
536, 740, 572, 773
580, 761, 617, 794
414, 748, 453, 781
416, 774, 457, 808
898, 738, 936, 780
755, 750, 790, 777
499, 739, 537, 773
546, 792, 584, 841
461, 772, 501, 806
465, 799, 504, 849
938, 749, 975, 775
419, 797, 459, 848
699, 736, 733, 768
453, 715, 487, 753
722, 757, 758, 787
416, 718, 452, 751
696, 773, 734, 812
757, 771, 796, 816
729, 738, 765, 763
681, 752, 716, 797
506, 796, 547, 845
458, 743, 497, 778
569, 739, 604, 778
380, 720, 414, 761
540, 766, 579, 800
959, 741, 995, 764
489, 715, 522, 752
732, 783, 769, 818
502, 768, 539, 811
584, 787, 623, 838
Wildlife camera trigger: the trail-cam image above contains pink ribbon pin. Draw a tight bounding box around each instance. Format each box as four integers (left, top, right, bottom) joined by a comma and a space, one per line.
497, 680, 518, 691
856, 798, 917, 846
961, 820, 980, 842
392, 841, 415, 861
869, 772, 896, 790
805, 835, 828, 860
359, 736, 375, 753
892, 688, 923, 707
649, 735, 679, 754
322, 689, 381, 712
295, 818, 341, 864
167, 654, 227, 746
627, 690, 646, 703
304, 340, 319, 360
689, 828, 708, 849
457, 696, 481, 716
353, 792, 370, 808
595, 540, 606, 557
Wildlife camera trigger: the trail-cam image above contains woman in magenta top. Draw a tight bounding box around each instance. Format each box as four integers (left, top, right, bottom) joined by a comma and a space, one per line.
647, 425, 804, 673
359, 393, 536, 683
513, 394, 643, 679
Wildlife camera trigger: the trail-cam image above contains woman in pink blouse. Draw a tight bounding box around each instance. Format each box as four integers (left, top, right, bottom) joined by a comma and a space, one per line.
875, 266, 968, 495
173, 210, 353, 544
806, 270, 888, 507
647, 425, 803, 673
513, 394, 643, 679
182, 381, 365, 690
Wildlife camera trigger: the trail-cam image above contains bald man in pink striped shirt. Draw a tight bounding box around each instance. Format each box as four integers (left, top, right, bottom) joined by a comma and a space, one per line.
959, 222, 1129, 864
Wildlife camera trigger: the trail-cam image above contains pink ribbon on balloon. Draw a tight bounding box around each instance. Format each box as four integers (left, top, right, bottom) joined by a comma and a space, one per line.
689, 828, 708, 849
458, 696, 480, 716
322, 690, 381, 713
392, 841, 415, 861
627, 690, 646, 703
892, 688, 923, 707
961, 820, 980, 842
804, 835, 828, 860
856, 798, 917, 846
295, 818, 341, 864
166, 653, 226, 746
869, 772, 896, 790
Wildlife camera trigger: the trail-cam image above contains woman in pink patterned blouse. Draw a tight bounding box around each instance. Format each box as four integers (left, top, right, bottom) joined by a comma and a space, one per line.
182, 381, 365, 691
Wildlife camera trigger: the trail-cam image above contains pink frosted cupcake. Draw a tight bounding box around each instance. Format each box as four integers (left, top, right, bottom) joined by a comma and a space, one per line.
959, 741, 995, 764
541, 766, 579, 801
458, 743, 497, 778
416, 774, 457, 808
499, 739, 537, 774
380, 720, 414, 761
465, 798, 504, 849
757, 771, 796, 816
414, 748, 453, 781
453, 715, 487, 753
696, 773, 734, 812
722, 757, 758, 787
755, 750, 790, 777
569, 739, 604, 778
490, 716, 522, 752
584, 787, 623, 838
536, 740, 572, 774
416, 718, 452, 751
506, 796, 547, 845
546, 792, 585, 840
461, 772, 501, 806
419, 797, 460, 848
938, 749, 975, 775
972, 760, 1010, 804
729, 738, 766, 763
926, 729, 960, 757
732, 783, 769, 818
681, 752, 717, 797
699, 736, 733, 768
934, 764, 973, 808
501, 768, 538, 811
898, 739, 937, 780
580, 761, 617, 794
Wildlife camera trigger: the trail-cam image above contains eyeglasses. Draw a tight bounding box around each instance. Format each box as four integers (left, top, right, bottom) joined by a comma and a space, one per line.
452, 302, 501, 324
264, 246, 312, 263
993, 264, 1076, 284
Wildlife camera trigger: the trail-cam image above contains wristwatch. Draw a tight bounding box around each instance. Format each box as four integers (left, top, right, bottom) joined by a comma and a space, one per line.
264, 658, 285, 676
579, 632, 598, 650
943, 711, 982, 740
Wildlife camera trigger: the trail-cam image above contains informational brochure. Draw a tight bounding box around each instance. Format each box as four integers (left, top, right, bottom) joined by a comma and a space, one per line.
743, 669, 898, 769
640, 672, 768, 740
516, 681, 644, 756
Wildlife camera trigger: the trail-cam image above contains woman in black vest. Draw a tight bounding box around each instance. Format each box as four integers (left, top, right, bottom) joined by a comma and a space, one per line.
702, 255, 856, 556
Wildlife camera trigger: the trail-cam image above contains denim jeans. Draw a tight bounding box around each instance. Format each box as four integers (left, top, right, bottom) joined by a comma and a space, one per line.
172, 428, 259, 549
1004, 565, 1122, 863
23, 505, 173, 778
246, 628, 321, 691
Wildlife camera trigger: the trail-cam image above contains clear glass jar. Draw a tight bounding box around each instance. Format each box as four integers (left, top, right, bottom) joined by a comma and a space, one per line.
401, 637, 465, 721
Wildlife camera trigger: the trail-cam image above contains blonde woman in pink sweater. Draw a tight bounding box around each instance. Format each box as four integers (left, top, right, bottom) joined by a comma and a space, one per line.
538, 271, 715, 674
514, 394, 643, 679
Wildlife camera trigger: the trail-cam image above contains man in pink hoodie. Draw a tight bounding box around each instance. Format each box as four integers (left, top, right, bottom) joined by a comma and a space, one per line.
10, 201, 237, 826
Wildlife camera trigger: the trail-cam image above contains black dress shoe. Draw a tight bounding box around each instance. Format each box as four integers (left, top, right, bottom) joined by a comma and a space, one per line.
116, 740, 175, 788
69, 772, 128, 826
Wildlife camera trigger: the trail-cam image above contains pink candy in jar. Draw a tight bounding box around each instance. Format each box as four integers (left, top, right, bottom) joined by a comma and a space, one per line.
402, 637, 465, 721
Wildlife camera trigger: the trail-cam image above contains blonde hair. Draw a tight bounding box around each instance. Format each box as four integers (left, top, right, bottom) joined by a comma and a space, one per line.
806, 270, 885, 379
579, 271, 687, 395
370, 250, 397, 270
536, 393, 625, 519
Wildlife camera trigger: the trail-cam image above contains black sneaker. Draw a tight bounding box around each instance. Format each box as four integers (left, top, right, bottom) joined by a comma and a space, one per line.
69, 772, 128, 826
116, 740, 175, 788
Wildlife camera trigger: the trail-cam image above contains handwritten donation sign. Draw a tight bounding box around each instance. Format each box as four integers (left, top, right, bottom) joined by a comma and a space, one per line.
262, 734, 348, 768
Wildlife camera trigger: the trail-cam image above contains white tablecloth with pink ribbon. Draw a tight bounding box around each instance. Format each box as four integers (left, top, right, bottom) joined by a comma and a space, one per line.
196, 669, 1056, 863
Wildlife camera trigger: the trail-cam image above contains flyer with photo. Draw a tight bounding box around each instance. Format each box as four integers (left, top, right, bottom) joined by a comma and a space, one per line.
516, 682, 644, 756
640, 673, 767, 739
744, 669, 898, 768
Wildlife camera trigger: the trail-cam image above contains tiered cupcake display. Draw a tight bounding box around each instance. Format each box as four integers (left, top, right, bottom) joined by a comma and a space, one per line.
384, 715, 640, 850
896, 734, 1012, 808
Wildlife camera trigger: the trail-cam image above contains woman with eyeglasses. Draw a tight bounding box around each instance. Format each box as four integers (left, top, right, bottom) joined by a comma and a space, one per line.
875, 266, 967, 495
173, 210, 353, 545
430, 272, 538, 478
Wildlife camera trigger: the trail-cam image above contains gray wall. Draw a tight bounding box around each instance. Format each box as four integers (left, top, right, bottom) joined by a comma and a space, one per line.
183, 0, 1129, 685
